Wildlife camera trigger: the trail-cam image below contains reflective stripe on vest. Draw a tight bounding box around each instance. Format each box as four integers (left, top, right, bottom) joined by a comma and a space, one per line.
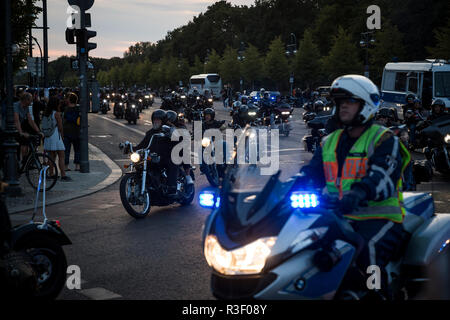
322, 124, 409, 223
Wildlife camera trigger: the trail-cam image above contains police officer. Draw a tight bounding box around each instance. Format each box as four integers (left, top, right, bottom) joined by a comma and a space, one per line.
294, 75, 410, 298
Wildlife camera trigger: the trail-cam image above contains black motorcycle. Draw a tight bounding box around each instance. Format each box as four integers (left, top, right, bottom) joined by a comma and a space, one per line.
118, 127, 195, 219
303, 114, 332, 153
125, 102, 139, 125
0, 167, 71, 300
113, 98, 125, 119
100, 98, 110, 114
423, 115, 450, 176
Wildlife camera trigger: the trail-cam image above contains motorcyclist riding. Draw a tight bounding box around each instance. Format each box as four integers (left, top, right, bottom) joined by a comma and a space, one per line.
294, 75, 411, 298
134, 109, 179, 197
259, 92, 274, 126
428, 99, 447, 121
203, 108, 226, 131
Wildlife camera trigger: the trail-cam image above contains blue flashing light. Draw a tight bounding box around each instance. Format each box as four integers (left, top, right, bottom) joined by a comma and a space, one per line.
199, 191, 220, 209
290, 192, 319, 209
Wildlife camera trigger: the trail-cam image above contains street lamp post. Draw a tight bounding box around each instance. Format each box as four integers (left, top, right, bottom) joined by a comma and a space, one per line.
360, 31, 376, 78
2, 0, 22, 195
237, 41, 245, 92
286, 33, 297, 96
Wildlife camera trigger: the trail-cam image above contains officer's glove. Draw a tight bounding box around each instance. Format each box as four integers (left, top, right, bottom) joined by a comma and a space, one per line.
339, 186, 367, 215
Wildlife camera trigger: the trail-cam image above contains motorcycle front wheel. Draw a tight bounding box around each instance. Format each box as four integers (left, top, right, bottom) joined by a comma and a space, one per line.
15, 234, 67, 300
120, 173, 151, 219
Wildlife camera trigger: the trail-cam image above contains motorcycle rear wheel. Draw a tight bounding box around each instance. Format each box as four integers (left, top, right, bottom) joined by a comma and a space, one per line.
15, 234, 67, 300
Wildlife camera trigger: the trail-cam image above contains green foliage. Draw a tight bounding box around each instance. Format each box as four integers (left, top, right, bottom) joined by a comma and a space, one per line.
241, 44, 263, 90
322, 27, 363, 82
264, 37, 289, 90
427, 13, 450, 59
219, 46, 241, 87
204, 49, 221, 74
294, 29, 321, 88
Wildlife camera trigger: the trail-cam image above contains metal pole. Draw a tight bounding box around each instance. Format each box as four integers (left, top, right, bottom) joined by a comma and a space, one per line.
79, 9, 89, 173
42, 0, 49, 89
2, 0, 22, 195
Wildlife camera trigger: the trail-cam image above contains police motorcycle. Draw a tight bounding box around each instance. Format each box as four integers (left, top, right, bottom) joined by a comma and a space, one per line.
199, 155, 450, 299
118, 126, 196, 219
113, 94, 126, 119
423, 114, 450, 176
0, 168, 71, 300
273, 102, 294, 137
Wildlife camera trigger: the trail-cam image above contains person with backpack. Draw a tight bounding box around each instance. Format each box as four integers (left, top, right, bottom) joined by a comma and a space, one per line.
42, 97, 71, 181
63, 93, 81, 172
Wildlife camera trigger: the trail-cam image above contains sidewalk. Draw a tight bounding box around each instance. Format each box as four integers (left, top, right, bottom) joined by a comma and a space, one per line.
6, 143, 122, 214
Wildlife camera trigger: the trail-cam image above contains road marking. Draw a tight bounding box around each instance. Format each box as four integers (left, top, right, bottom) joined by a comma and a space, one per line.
92, 114, 145, 136
78, 287, 122, 300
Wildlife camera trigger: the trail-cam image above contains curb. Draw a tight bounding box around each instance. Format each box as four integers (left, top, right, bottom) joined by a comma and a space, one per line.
8, 143, 123, 214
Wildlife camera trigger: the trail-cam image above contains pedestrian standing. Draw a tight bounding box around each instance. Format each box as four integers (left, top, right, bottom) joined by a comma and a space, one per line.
42, 97, 71, 181
63, 92, 81, 172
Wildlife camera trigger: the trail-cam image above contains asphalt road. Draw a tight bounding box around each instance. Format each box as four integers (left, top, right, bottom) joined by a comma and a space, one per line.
11, 98, 450, 300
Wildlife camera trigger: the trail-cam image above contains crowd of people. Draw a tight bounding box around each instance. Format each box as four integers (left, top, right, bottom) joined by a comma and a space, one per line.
0, 87, 82, 183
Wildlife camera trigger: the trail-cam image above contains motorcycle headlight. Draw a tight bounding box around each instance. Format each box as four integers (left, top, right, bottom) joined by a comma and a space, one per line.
120, 102, 123, 106
202, 137, 211, 148
445, 134, 450, 144
130, 152, 140, 163
121, 95, 125, 99
139, 99, 142, 102
248, 111, 257, 116
103, 99, 107, 103
107, 95, 110, 98
150, 95, 153, 98
132, 104, 136, 109
181, 95, 186, 99
282, 111, 290, 115
145, 95, 150, 99
208, 98, 213, 102
204, 235, 277, 275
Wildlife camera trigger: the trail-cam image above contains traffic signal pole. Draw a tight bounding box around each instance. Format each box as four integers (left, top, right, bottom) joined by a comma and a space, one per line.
78, 8, 89, 173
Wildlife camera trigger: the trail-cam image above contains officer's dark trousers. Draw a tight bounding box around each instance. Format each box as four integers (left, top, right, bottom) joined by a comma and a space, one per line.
348, 219, 404, 294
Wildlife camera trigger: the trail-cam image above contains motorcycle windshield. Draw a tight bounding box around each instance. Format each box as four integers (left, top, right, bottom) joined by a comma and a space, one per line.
224, 165, 292, 229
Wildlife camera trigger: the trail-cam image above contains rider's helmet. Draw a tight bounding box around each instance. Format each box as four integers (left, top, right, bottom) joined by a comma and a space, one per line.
240, 95, 249, 105
377, 107, 395, 121
406, 93, 416, 104
313, 100, 325, 112
239, 104, 249, 115
204, 108, 215, 120
166, 110, 178, 124
151, 109, 167, 122
233, 101, 242, 109
330, 74, 381, 126
431, 99, 446, 113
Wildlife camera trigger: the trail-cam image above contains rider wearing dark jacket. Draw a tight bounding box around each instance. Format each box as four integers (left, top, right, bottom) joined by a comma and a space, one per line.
135, 109, 179, 196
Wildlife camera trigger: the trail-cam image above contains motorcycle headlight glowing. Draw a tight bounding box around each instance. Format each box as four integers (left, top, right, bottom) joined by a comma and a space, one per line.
145, 95, 150, 99
139, 99, 142, 102
120, 102, 123, 106
103, 99, 107, 103
132, 104, 136, 108
282, 111, 290, 115
208, 98, 213, 102
445, 134, 450, 144
290, 192, 319, 209
202, 137, 212, 148
150, 95, 153, 98
204, 235, 277, 275
248, 112, 257, 116
130, 152, 140, 163
181, 95, 186, 99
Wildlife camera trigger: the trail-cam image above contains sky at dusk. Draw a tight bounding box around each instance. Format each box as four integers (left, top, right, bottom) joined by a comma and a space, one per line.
31, 0, 255, 61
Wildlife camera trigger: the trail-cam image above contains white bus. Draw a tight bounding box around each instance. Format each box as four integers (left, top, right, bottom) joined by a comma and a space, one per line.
189, 74, 223, 98
381, 59, 450, 114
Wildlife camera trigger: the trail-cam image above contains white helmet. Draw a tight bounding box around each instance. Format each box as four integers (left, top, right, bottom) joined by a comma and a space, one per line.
330, 74, 381, 125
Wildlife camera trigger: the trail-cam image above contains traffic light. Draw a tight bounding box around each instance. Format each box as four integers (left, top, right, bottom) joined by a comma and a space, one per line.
75, 29, 97, 54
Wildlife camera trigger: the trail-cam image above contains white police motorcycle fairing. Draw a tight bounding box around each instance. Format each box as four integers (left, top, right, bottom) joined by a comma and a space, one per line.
200, 162, 450, 300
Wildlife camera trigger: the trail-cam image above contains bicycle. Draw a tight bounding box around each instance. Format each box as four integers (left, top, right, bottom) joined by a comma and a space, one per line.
18, 134, 58, 191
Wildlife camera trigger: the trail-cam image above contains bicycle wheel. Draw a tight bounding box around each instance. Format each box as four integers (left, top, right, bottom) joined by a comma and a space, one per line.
25, 153, 58, 191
